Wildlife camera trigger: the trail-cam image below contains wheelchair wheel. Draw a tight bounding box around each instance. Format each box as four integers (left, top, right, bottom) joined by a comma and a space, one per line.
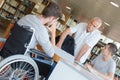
0, 55, 39, 80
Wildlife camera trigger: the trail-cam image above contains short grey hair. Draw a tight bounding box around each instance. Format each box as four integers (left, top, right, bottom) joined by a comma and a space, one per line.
92, 17, 102, 27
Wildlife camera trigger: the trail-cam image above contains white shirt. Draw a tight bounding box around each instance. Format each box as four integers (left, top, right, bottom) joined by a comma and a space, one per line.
17, 15, 54, 57
70, 22, 101, 63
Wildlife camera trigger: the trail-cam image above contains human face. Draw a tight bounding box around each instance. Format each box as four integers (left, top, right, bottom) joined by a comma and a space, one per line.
46, 17, 59, 26
101, 45, 110, 56
87, 20, 100, 32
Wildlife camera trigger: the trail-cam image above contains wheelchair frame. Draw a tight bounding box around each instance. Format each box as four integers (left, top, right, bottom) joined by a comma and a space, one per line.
0, 23, 53, 80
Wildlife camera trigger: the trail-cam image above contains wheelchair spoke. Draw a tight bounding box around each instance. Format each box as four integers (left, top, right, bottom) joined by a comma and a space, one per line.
0, 61, 35, 80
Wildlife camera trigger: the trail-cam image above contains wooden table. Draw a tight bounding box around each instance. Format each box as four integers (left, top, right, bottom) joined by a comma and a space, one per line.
53, 47, 74, 62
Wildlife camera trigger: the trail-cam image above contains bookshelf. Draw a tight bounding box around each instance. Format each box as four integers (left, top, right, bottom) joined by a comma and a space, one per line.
56, 11, 72, 36
0, 0, 35, 19
86, 41, 106, 62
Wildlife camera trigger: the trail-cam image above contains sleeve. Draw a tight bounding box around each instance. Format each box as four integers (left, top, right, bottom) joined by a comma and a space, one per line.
108, 61, 116, 73
85, 31, 101, 48
35, 28, 54, 57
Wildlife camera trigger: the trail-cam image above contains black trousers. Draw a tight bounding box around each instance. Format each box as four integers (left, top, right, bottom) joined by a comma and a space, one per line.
56, 35, 75, 56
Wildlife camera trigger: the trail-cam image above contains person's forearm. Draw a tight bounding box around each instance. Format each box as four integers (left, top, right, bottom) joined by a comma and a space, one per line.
51, 31, 56, 47
75, 44, 90, 61
86, 64, 113, 80
48, 22, 57, 48
57, 28, 71, 48
92, 68, 113, 80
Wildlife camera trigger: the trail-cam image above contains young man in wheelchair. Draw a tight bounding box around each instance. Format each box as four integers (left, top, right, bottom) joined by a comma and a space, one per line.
0, 2, 62, 80
17, 2, 62, 57
18, 2, 62, 79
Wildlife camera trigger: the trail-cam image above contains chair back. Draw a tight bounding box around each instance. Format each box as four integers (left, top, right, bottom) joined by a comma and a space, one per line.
0, 23, 33, 58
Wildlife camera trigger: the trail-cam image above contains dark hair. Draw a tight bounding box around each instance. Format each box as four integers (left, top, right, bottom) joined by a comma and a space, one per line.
107, 43, 117, 55
41, 2, 62, 19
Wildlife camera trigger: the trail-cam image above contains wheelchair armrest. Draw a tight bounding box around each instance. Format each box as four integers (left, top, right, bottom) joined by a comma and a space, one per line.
29, 49, 53, 60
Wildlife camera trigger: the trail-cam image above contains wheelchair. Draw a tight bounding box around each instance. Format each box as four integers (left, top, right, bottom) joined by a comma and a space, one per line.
0, 23, 54, 80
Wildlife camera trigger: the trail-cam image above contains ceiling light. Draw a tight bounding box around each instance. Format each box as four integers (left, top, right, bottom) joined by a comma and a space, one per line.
104, 22, 110, 26
110, 1, 119, 8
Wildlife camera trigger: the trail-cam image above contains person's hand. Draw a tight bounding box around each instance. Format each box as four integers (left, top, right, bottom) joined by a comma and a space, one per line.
75, 56, 80, 62
85, 64, 94, 73
46, 22, 57, 35
56, 43, 62, 48
46, 22, 57, 47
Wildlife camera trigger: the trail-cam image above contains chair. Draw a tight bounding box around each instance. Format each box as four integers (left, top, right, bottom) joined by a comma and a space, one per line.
0, 23, 33, 58
0, 23, 54, 80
